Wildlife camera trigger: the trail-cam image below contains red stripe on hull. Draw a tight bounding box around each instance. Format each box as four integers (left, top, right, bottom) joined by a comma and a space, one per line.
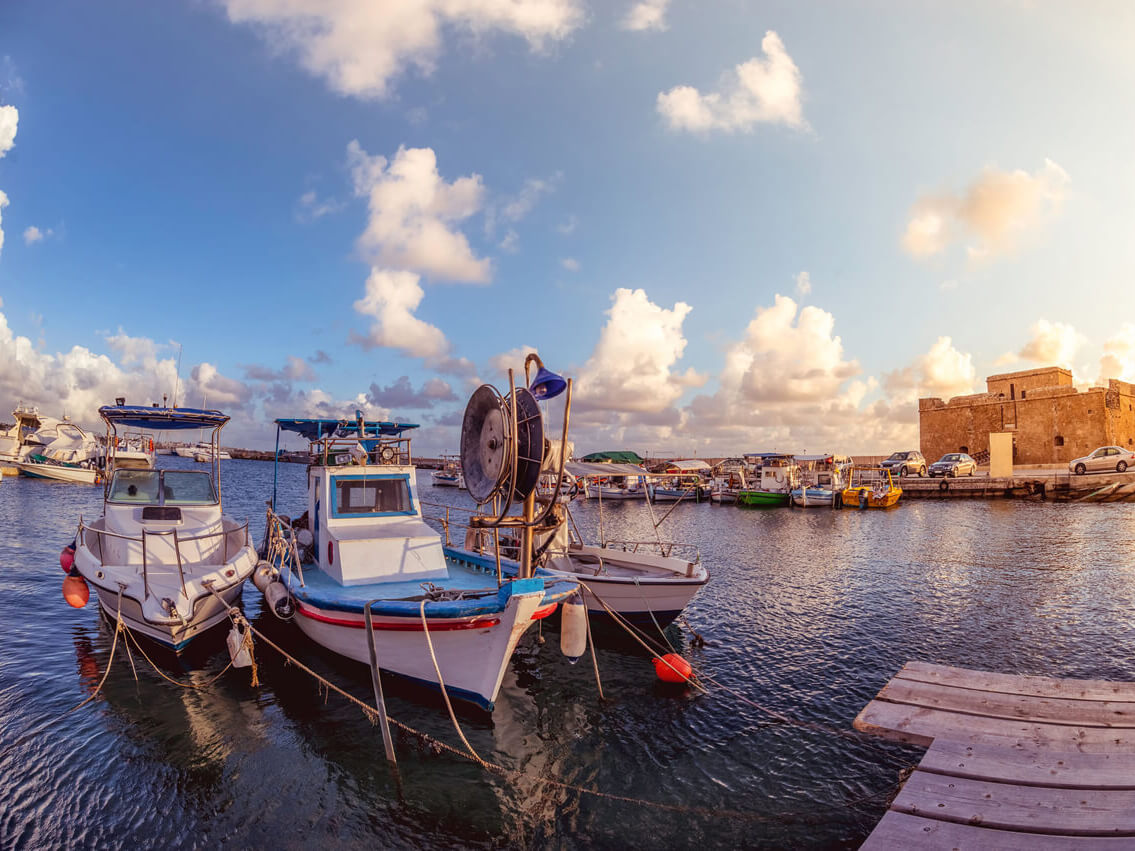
530, 602, 558, 620
296, 602, 501, 631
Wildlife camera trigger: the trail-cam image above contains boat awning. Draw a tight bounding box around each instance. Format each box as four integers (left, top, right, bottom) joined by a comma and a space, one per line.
744, 452, 793, 460
566, 461, 650, 478
99, 405, 229, 430
579, 450, 646, 465
665, 459, 711, 472
275, 418, 419, 440
793, 454, 845, 462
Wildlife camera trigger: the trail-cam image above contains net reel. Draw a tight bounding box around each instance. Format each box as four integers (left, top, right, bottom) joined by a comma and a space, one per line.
459, 358, 573, 578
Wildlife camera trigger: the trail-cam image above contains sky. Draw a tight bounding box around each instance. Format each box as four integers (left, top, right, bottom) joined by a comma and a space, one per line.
1, 1, 1135, 456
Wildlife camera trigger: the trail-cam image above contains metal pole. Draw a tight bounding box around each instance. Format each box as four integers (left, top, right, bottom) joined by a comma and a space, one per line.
272, 424, 281, 510
363, 601, 399, 768
520, 491, 535, 579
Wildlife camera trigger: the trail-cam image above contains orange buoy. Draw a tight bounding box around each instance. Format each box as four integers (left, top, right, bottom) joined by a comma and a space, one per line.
60, 545, 75, 572
63, 574, 90, 608
653, 652, 693, 683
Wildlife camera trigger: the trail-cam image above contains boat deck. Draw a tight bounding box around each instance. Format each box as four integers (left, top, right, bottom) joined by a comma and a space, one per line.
854, 661, 1135, 848
291, 556, 502, 605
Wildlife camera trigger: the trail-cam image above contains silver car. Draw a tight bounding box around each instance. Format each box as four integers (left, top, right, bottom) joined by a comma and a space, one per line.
881, 450, 927, 477
929, 453, 977, 477
1069, 446, 1135, 475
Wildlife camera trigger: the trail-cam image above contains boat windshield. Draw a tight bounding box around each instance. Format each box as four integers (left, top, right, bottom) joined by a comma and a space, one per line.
108, 470, 218, 505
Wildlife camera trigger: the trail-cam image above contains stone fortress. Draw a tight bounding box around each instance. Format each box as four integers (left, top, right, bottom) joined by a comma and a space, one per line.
919, 367, 1135, 466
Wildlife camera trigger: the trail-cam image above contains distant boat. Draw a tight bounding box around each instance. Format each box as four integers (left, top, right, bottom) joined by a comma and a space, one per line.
0, 403, 67, 466
431, 454, 464, 488
737, 453, 796, 507
109, 430, 155, 470
180, 442, 232, 461
789, 454, 852, 507
17, 423, 105, 484
842, 466, 902, 509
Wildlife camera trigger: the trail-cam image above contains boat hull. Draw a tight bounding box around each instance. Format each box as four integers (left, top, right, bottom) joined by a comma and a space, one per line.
790, 487, 835, 507
737, 490, 789, 507
17, 462, 100, 484
842, 486, 902, 509
283, 575, 560, 711
87, 575, 246, 649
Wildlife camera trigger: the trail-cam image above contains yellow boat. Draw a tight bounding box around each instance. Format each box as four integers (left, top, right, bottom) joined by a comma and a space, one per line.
842, 466, 902, 509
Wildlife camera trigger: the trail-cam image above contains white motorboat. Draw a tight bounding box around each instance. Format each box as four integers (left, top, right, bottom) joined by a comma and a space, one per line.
431, 454, 464, 488
69, 406, 257, 649
256, 409, 577, 712
109, 430, 156, 470
179, 442, 231, 461
17, 422, 106, 484
0, 403, 66, 467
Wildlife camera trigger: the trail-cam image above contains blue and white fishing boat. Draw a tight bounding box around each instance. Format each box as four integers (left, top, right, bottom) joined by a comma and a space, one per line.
790, 454, 853, 507
70, 405, 258, 648
256, 413, 578, 712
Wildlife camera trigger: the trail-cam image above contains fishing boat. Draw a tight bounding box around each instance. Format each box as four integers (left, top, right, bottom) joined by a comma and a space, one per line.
790, 454, 852, 507
449, 455, 708, 630
650, 473, 705, 503
709, 458, 747, 504
68, 406, 258, 649
577, 450, 652, 499
737, 453, 797, 506
842, 466, 902, 509
430, 454, 465, 488
255, 405, 578, 712
17, 423, 106, 484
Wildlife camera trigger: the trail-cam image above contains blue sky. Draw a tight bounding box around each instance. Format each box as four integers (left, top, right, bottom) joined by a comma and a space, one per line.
1, 1, 1134, 454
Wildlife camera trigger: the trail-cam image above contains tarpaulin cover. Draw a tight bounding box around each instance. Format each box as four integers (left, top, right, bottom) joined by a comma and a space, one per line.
579, 450, 645, 464
99, 406, 229, 431
566, 461, 651, 478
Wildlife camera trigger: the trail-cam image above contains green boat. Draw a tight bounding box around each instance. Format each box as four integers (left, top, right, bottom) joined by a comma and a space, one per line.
736, 489, 790, 507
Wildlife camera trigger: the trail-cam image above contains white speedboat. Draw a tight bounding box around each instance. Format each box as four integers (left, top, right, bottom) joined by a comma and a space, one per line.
17, 423, 105, 484
431, 455, 464, 487
69, 406, 257, 649
109, 430, 155, 470
180, 442, 232, 461
257, 413, 577, 711
0, 403, 63, 466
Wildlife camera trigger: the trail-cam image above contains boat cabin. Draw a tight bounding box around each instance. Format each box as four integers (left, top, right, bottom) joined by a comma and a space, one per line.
274, 417, 448, 587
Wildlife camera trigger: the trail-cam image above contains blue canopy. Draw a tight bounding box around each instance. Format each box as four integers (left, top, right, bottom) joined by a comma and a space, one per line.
99, 405, 229, 430
275, 418, 419, 440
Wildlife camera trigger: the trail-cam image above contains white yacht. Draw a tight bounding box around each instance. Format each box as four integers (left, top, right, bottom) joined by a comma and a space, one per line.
69, 406, 257, 649
17, 423, 105, 484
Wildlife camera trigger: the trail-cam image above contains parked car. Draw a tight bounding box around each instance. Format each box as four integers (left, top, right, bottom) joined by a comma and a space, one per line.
928, 453, 977, 477
1068, 446, 1135, 475
881, 450, 927, 477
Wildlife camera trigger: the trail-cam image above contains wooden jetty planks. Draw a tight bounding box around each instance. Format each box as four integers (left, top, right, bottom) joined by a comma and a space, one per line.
918, 739, 1135, 790
856, 662, 1135, 848
862, 811, 1135, 850
874, 679, 1135, 729
896, 661, 1135, 702
892, 770, 1135, 836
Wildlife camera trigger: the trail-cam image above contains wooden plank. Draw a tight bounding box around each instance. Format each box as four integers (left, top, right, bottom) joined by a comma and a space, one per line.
896, 662, 1135, 702
876, 679, 1135, 729
891, 770, 1135, 836
919, 739, 1135, 790
853, 700, 1135, 752
861, 811, 1135, 850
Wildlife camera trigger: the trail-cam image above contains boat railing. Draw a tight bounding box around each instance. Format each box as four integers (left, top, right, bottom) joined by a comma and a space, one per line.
592, 539, 701, 563
311, 435, 412, 468
79, 519, 250, 600
264, 507, 305, 587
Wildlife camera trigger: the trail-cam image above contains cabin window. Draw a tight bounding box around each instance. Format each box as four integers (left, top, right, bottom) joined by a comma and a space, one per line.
1054, 436, 1064, 447
332, 475, 413, 517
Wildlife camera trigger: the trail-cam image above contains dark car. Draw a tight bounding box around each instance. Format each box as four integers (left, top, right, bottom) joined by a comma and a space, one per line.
881, 450, 927, 477
929, 453, 978, 477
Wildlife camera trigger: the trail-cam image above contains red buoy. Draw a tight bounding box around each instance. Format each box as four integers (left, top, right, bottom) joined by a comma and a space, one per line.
653, 653, 693, 683
60, 546, 75, 572
63, 575, 90, 608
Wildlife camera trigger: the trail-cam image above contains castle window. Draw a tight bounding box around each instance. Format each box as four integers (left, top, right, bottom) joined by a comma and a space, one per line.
959, 445, 969, 453
1010, 383, 1015, 400
1021, 390, 1027, 399
1054, 436, 1064, 447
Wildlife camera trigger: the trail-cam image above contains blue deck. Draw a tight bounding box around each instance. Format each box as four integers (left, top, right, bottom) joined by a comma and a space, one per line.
284, 555, 576, 617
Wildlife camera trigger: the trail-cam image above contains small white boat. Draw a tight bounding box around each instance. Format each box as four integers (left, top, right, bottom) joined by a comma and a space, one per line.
110, 430, 155, 470
431, 454, 464, 487
70, 406, 257, 649
0, 403, 64, 466
17, 423, 105, 484
789, 454, 852, 507
177, 442, 232, 460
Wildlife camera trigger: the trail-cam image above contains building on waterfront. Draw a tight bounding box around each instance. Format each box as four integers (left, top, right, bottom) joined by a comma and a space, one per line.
919, 367, 1135, 465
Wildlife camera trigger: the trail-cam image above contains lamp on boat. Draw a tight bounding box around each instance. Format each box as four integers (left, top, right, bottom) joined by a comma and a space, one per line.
525, 353, 567, 401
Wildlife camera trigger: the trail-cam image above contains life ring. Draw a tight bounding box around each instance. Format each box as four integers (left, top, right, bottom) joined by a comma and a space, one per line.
939, 480, 949, 492
773, 471, 784, 483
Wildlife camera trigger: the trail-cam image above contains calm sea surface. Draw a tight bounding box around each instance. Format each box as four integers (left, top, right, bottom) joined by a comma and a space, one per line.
3, 457, 1135, 848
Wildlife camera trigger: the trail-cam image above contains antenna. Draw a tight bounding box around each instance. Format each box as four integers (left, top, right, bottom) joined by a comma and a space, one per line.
172, 344, 183, 408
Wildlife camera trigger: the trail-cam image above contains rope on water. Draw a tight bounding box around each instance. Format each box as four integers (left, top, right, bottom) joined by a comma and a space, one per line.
67, 587, 126, 714
123, 626, 236, 690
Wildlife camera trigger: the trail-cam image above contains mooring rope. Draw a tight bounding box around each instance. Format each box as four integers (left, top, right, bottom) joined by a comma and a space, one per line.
67, 588, 126, 714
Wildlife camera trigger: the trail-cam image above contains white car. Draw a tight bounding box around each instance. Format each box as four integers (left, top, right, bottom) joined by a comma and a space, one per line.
1069, 446, 1135, 475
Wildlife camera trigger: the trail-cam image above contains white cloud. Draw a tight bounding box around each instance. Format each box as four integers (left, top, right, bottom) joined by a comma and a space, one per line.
0, 104, 16, 157
794, 270, 811, 297
498, 229, 519, 253
575, 287, 705, 414
23, 225, 53, 245
1015, 319, 1083, 368
561, 257, 579, 272
903, 159, 1069, 259
222, 0, 584, 100
0, 190, 7, 257
351, 268, 450, 360
657, 32, 806, 133
241, 356, 318, 383
348, 141, 490, 283
497, 174, 560, 225
296, 189, 342, 221
884, 336, 975, 404
621, 0, 669, 32
1099, 324, 1135, 383
489, 344, 539, 380
556, 214, 578, 235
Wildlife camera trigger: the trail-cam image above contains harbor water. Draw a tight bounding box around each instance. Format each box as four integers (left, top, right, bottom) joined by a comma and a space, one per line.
3, 458, 1135, 848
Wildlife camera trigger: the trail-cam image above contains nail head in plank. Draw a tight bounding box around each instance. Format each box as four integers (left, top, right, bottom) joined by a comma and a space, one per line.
861, 811, 1135, 850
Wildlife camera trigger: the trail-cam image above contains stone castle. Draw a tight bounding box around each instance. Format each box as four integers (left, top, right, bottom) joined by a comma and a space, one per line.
919, 367, 1135, 465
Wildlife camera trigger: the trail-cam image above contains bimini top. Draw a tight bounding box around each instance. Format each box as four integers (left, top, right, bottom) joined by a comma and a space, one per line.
580, 450, 645, 465
566, 461, 651, 478
99, 405, 229, 431
275, 417, 419, 441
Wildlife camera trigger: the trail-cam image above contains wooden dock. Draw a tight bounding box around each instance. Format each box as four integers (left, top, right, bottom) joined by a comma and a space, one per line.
900, 472, 1135, 502
854, 661, 1135, 848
